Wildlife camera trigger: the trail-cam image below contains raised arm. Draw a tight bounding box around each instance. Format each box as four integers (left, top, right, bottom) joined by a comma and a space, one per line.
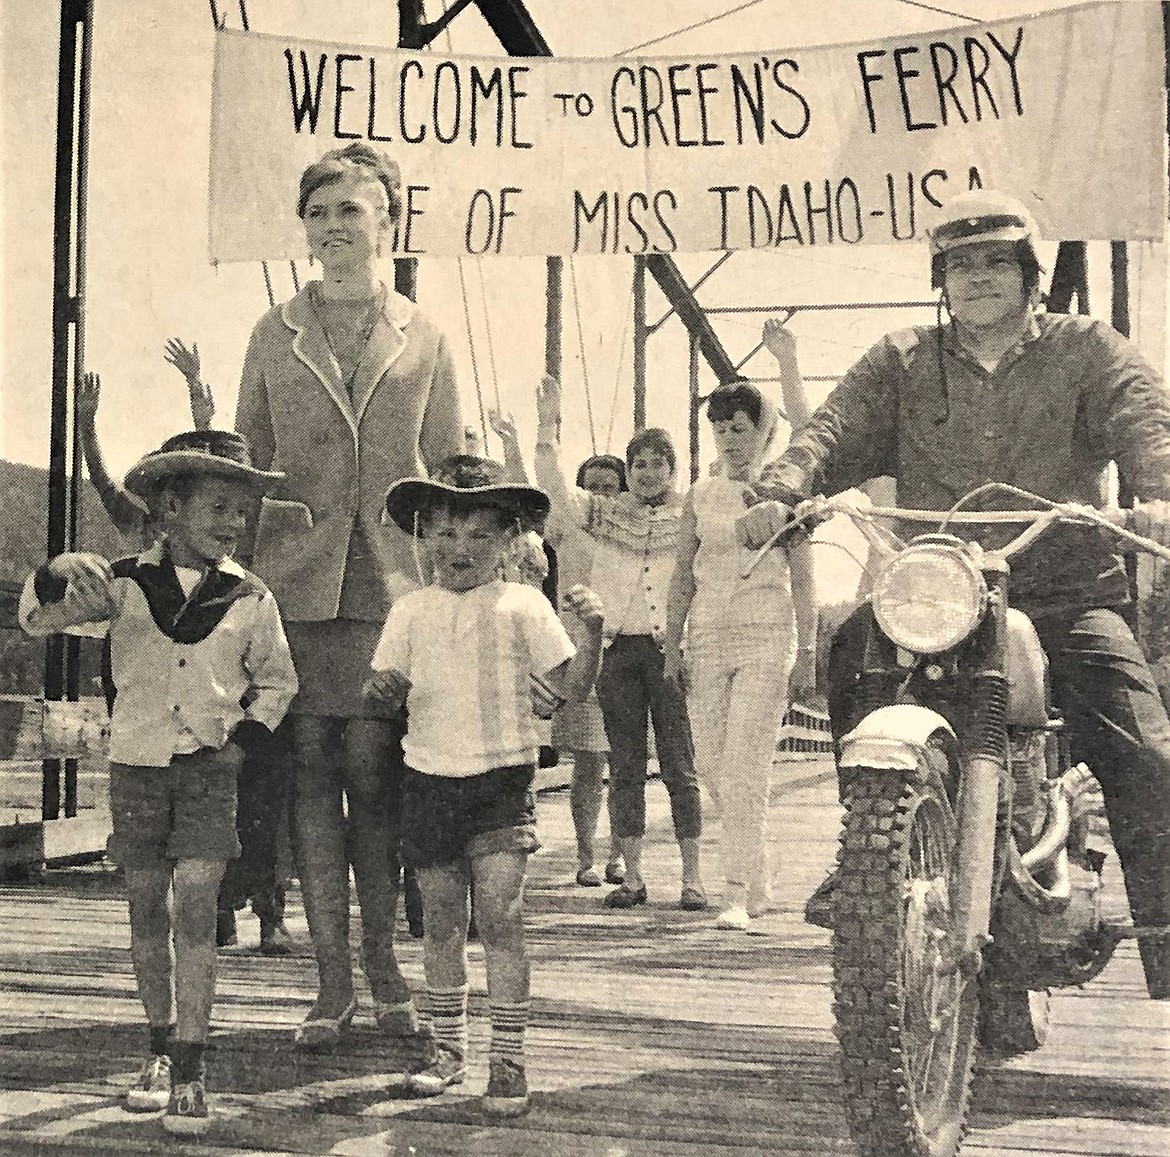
77, 373, 150, 538
164, 338, 215, 431
534, 374, 588, 533
489, 408, 531, 483
762, 318, 812, 432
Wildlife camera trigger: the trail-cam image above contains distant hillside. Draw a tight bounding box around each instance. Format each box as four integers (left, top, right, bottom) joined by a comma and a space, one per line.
0, 460, 128, 694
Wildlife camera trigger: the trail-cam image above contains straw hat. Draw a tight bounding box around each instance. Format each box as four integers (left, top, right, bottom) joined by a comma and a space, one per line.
124, 430, 284, 498
384, 455, 550, 534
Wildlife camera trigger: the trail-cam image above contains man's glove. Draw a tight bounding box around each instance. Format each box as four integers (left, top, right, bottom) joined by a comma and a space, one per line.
1128, 499, 1170, 547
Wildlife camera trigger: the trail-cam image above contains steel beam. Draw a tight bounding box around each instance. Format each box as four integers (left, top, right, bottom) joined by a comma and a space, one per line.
472, 0, 737, 384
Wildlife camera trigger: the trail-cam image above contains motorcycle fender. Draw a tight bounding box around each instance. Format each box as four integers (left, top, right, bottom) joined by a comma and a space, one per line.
838, 705, 956, 774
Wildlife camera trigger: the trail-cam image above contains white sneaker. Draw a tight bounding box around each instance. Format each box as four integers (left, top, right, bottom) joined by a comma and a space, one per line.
716, 905, 751, 931
124, 1054, 172, 1112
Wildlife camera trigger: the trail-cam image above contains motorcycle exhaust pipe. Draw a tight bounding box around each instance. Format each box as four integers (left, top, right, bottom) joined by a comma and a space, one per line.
1020, 785, 1072, 875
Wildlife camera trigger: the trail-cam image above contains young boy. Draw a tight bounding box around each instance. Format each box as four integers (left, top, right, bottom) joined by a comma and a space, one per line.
368, 455, 604, 1117
535, 376, 705, 911
19, 429, 297, 1137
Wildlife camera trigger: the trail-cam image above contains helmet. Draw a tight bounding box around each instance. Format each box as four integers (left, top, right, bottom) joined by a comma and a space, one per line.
927, 189, 1042, 289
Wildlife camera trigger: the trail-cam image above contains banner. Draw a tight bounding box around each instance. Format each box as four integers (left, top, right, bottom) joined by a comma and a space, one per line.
209, 1, 1166, 261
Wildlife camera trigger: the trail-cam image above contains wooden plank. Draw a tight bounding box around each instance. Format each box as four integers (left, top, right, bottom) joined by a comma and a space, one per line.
0, 755, 1165, 1157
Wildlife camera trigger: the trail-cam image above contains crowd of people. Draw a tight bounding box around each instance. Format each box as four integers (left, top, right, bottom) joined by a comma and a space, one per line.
17, 144, 1170, 1138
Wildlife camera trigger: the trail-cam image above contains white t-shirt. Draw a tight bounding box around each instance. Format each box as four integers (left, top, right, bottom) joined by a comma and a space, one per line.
371, 580, 575, 777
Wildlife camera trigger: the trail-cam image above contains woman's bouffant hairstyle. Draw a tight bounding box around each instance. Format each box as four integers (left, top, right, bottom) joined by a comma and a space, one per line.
705, 379, 765, 428
297, 142, 403, 222
575, 453, 628, 491
625, 427, 677, 472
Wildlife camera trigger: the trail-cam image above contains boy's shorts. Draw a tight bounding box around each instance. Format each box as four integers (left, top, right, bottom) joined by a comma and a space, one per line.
399, 763, 539, 870
108, 747, 241, 869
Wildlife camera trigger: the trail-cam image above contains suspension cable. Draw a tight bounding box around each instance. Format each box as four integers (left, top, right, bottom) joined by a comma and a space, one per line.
569, 258, 598, 454
618, 0, 765, 55
457, 258, 489, 448
474, 260, 502, 412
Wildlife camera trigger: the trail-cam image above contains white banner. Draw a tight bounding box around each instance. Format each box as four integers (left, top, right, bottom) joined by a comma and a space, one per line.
209, 1, 1167, 261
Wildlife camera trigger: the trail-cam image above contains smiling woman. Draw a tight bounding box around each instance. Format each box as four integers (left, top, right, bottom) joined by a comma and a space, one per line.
233, 140, 462, 1050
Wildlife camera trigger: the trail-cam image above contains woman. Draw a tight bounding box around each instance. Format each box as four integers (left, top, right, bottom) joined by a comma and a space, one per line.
663, 374, 817, 933
235, 142, 462, 1047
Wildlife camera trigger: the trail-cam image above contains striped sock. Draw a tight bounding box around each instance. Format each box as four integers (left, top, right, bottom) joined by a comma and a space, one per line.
488, 999, 529, 1065
426, 985, 468, 1060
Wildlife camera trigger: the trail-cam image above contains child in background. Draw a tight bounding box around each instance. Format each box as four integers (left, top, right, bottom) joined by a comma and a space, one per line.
544, 450, 628, 887
368, 455, 604, 1117
19, 430, 297, 1137
535, 376, 705, 912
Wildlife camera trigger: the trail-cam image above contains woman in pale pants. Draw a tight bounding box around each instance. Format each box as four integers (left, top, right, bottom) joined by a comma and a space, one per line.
664, 361, 817, 932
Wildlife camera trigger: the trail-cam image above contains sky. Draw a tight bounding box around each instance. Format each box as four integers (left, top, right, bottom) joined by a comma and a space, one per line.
1, 0, 1166, 602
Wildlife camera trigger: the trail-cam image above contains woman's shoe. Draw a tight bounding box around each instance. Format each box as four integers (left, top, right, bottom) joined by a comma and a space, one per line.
576, 866, 602, 887
679, 885, 708, 911
603, 883, 648, 909
604, 860, 625, 885
293, 998, 357, 1051
374, 999, 421, 1038
715, 905, 751, 931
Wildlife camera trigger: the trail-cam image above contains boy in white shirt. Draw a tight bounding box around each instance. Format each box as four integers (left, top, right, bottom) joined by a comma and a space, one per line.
367, 455, 604, 1117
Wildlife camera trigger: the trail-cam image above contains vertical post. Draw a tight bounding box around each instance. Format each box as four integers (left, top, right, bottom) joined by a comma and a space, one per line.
1112, 241, 1138, 606
689, 333, 701, 484
46, 0, 91, 821
395, 0, 425, 303
545, 257, 562, 380
1111, 241, 1131, 337
632, 256, 646, 433
63, 0, 93, 819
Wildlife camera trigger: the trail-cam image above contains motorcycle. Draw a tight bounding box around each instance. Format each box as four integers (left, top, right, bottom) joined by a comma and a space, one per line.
747, 484, 1170, 1157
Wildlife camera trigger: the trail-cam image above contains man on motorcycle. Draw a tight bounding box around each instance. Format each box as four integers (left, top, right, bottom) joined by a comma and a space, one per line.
737, 187, 1170, 999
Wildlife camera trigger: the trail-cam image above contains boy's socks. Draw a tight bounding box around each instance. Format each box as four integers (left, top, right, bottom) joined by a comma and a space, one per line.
426, 985, 469, 1059
149, 1024, 176, 1057
170, 1040, 206, 1084
488, 999, 529, 1065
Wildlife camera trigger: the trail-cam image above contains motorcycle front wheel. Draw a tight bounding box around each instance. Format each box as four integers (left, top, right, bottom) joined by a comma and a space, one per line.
832, 757, 979, 1157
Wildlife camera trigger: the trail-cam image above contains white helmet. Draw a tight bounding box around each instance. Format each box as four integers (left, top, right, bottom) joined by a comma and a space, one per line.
927, 189, 1042, 288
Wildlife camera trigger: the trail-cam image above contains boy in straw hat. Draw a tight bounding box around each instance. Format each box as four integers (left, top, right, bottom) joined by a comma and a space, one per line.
19, 429, 297, 1138
369, 455, 605, 1117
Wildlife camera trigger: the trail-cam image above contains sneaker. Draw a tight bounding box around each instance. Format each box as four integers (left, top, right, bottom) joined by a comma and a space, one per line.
124, 1054, 172, 1113
715, 905, 751, 931
483, 1058, 529, 1117
404, 1042, 466, 1097
162, 1078, 211, 1137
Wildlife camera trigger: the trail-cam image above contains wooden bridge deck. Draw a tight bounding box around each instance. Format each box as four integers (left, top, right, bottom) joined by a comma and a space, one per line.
0, 757, 1167, 1157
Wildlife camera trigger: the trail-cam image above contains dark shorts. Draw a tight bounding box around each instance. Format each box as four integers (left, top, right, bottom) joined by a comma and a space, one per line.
108, 748, 241, 869
399, 763, 538, 870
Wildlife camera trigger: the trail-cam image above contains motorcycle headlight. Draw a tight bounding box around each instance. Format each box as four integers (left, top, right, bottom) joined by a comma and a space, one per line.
871, 543, 987, 654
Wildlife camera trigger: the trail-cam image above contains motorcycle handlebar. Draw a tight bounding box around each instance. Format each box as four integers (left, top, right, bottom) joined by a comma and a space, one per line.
741, 494, 1170, 579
